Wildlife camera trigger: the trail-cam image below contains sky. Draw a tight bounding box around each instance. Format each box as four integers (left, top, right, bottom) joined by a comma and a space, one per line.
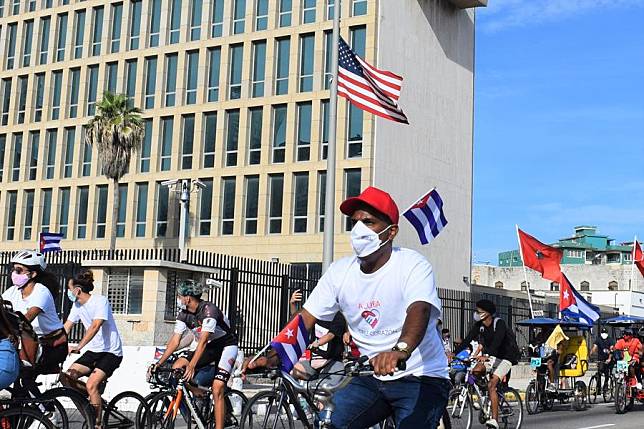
473, 0, 644, 264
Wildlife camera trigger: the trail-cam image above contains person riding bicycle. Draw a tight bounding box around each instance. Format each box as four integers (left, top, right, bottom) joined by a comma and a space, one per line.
456, 300, 516, 429
591, 327, 614, 393
1, 250, 68, 388
0, 303, 20, 390
61, 269, 123, 429
449, 342, 472, 386
155, 279, 239, 429
247, 186, 451, 429
612, 328, 643, 387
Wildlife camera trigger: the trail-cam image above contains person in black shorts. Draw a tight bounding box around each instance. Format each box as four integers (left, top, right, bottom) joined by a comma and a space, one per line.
155, 280, 238, 429
591, 327, 614, 393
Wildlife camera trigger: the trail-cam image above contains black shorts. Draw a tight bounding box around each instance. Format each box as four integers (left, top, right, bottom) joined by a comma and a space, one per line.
74, 351, 123, 378
185, 345, 224, 370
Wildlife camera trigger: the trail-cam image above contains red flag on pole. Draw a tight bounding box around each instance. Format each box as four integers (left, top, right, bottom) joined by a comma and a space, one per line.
518, 228, 563, 282
634, 240, 644, 277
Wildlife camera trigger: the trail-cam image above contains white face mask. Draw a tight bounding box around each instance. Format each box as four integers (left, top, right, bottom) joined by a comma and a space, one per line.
176, 297, 187, 311
350, 221, 393, 258
600, 333, 608, 340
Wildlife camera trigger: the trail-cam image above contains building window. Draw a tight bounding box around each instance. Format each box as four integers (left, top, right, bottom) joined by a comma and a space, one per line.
28, 131, 39, 181
293, 172, 309, 233
229, 44, 243, 100
566, 249, 584, 258
28, 0, 36, 12
10, 0, 18, 14
69, 68, 80, 118
23, 190, 35, 240
233, 0, 246, 34
198, 179, 213, 235
155, 182, 169, 237
0, 135, 5, 181
165, 54, 178, 107
91, 7, 103, 56
41, 189, 52, 232
275, 38, 290, 95
352, 0, 367, 16
494, 281, 503, 289
125, 60, 138, 106
317, 171, 326, 232
252, 40, 266, 97
135, 182, 148, 237
211, 0, 224, 37
63, 127, 75, 178
169, 0, 181, 43
347, 104, 363, 158
58, 187, 70, 238
207, 47, 221, 102
1, 79, 11, 125
299, 34, 314, 92
144, 56, 157, 109
11, 133, 22, 182
160, 117, 173, 171
607, 281, 616, 291
22, 20, 34, 67
106, 62, 118, 93
203, 112, 217, 168
351, 25, 367, 57
520, 281, 529, 291
268, 174, 284, 234
248, 107, 263, 165
302, 0, 315, 23
550, 282, 559, 292
140, 119, 152, 172
279, 0, 292, 27
81, 141, 92, 177
116, 184, 128, 237
225, 110, 240, 167
296, 102, 311, 161
76, 186, 89, 239
221, 177, 236, 235
39, 17, 51, 64
344, 169, 361, 231
272, 105, 287, 163
56, 13, 68, 61
130, 0, 142, 49
326, 0, 335, 20
255, 0, 268, 31
607, 253, 621, 264
149, 0, 161, 47
6, 191, 17, 240
181, 115, 195, 169
107, 269, 144, 315
244, 175, 259, 235
45, 129, 57, 179
16, 76, 28, 124
190, 0, 202, 40
87, 65, 99, 116
6, 23, 17, 69
186, 51, 199, 105
320, 99, 329, 159
95, 185, 108, 238
73, 11, 85, 59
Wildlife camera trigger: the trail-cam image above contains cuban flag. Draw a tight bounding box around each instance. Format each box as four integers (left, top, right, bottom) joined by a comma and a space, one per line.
39, 232, 64, 253
270, 314, 309, 373
402, 188, 448, 245
560, 273, 600, 325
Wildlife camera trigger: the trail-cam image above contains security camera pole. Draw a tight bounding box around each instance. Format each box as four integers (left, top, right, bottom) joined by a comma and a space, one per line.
162, 179, 204, 262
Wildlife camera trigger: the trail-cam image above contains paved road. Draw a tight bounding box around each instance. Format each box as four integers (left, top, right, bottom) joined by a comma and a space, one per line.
521, 400, 644, 429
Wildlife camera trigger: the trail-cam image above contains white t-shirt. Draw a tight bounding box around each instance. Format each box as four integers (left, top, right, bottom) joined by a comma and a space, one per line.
304, 247, 448, 381
2, 284, 63, 335
67, 294, 123, 356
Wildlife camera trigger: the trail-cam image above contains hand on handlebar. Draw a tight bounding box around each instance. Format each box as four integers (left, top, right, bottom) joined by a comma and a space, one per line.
370, 351, 408, 376
475, 355, 489, 363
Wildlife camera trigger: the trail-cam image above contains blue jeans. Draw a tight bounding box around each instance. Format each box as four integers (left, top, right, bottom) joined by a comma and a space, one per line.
328, 375, 451, 429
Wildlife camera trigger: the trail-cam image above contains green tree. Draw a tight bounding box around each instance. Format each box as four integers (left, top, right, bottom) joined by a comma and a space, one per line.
84, 92, 144, 250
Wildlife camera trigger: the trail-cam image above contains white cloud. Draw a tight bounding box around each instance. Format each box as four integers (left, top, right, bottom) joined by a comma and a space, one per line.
480, 0, 644, 32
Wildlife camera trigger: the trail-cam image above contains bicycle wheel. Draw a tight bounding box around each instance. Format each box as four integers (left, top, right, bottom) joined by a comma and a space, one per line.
614, 381, 627, 414
225, 389, 250, 429
525, 381, 539, 415
240, 390, 294, 429
446, 387, 472, 429
498, 388, 522, 429
146, 390, 192, 429
588, 374, 598, 404
0, 405, 56, 429
603, 376, 615, 403
103, 390, 150, 429
572, 381, 587, 411
42, 386, 96, 429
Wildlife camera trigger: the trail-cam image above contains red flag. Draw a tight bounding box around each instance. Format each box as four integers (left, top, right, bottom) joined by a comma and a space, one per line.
559, 273, 575, 310
635, 240, 644, 277
518, 228, 563, 282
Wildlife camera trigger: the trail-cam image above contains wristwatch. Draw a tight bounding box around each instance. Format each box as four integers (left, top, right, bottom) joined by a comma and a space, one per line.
392, 341, 411, 360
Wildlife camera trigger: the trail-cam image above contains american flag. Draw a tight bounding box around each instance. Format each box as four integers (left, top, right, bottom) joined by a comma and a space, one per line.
337, 37, 408, 124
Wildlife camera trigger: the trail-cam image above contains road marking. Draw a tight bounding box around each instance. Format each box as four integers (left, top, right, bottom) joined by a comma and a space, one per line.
576, 425, 615, 429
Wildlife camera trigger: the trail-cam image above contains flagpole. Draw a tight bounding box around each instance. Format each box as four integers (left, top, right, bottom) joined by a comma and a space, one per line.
322, 0, 341, 272
515, 225, 535, 318
631, 235, 637, 291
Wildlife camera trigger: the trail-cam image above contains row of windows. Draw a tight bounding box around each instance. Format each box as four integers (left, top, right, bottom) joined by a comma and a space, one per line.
0, 26, 366, 126
0, 0, 369, 71
2, 168, 362, 241
0, 100, 364, 182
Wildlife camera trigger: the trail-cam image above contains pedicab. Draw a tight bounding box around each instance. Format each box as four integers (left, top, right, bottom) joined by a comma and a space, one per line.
518, 317, 590, 414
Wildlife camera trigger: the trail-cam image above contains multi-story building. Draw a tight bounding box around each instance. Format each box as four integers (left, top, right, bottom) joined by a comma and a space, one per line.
0, 0, 480, 291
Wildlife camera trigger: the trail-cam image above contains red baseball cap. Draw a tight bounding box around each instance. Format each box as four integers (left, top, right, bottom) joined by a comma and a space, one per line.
340, 186, 399, 224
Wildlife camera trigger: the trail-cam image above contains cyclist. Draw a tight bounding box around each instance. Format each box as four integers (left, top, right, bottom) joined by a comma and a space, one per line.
591, 327, 614, 393
61, 269, 123, 429
0, 303, 19, 389
613, 328, 643, 387
155, 280, 238, 429
449, 342, 472, 386
1, 250, 68, 387
247, 186, 451, 429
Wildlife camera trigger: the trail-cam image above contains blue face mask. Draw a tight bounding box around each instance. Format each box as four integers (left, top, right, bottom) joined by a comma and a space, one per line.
67, 289, 78, 303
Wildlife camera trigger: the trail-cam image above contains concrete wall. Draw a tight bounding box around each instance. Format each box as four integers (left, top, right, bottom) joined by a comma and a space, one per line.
375, 0, 475, 290
592, 291, 644, 317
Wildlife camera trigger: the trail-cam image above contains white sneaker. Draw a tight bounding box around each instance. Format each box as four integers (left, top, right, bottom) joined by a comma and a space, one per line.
637, 382, 642, 390
546, 383, 557, 393
486, 418, 499, 429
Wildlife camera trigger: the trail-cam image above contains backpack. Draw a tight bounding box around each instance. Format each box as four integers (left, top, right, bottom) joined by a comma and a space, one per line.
493, 318, 521, 365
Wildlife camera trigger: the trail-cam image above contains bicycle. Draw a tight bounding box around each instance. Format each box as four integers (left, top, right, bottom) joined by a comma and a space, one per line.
446, 358, 523, 429
588, 362, 615, 404
0, 396, 58, 429
145, 366, 249, 429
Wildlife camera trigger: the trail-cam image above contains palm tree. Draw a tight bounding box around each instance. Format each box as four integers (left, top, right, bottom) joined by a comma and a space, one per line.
85, 92, 144, 251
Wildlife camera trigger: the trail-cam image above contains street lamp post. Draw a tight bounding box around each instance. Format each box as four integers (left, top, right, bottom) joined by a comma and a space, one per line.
162, 178, 206, 262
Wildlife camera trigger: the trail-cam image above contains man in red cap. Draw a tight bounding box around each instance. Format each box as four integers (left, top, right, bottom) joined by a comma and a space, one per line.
247, 186, 449, 428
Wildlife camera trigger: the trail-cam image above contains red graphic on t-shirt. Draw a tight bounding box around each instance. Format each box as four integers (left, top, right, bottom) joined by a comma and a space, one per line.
361, 309, 380, 328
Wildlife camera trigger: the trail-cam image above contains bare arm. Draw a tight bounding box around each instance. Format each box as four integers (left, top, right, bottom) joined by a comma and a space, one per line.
24, 307, 42, 323
72, 319, 104, 352
157, 333, 181, 366
312, 332, 335, 348
63, 320, 75, 334
184, 332, 210, 381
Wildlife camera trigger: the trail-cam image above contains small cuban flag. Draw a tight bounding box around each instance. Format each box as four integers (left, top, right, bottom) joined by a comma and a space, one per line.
559, 273, 600, 325
402, 188, 448, 245
39, 232, 64, 253
270, 314, 309, 373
